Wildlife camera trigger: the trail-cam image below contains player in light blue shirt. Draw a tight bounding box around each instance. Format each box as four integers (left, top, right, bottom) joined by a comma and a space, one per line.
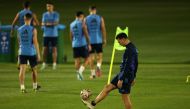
41, 1, 60, 70
70, 11, 91, 80
85, 6, 107, 78
17, 13, 41, 93
12, 1, 39, 27
11, 1, 39, 70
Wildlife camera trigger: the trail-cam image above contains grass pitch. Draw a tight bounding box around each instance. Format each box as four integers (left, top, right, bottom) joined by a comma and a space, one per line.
0, 63, 190, 109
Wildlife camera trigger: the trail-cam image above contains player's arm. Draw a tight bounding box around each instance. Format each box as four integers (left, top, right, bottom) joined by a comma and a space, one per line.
53, 13, 59, 26
11, 13, 19, 36
101, 17, 107, 46
32, 13, 40, 26
119, 50, 136, 81
41, 13, 46, 26
69, 30, 73, 42
82, 22, 91, 51
33, 28, 41, 61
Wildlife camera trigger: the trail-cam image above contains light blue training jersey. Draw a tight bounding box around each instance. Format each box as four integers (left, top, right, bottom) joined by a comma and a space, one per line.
86, 14, 102, 44
18, 9, 33, 26
17, 25, 36, 56
70, 19, 87, 48
42, 11, 59, 37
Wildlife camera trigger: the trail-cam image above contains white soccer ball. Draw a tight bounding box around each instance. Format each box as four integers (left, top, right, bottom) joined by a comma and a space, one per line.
80, 89, 92, 100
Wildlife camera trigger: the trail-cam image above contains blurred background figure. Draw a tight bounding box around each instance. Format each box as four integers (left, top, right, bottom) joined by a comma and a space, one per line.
70, 11, 91, 80
41, 1, 60, 70
85, 6, 107, 79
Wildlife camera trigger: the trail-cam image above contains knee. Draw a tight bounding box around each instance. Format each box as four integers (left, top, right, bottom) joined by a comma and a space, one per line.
52, 47, 57, 52
75, 62, 80, 69
104, 85, 112, 93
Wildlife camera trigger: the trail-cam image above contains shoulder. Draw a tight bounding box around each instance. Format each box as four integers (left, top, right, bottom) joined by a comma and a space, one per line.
43, 12, 48, 16
18, 10, 24, 15
18, 25, 25, 31
86, 15, 90, 19
54, 11, 59, 15
127, 43, 138, 53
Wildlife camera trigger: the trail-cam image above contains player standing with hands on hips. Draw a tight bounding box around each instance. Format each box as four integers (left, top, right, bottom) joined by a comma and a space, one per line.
82, 33, 138, 109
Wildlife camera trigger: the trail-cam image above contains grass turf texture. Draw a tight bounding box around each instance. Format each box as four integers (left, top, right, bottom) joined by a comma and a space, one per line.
0, 63, 190, 109
0, 0, 190, 109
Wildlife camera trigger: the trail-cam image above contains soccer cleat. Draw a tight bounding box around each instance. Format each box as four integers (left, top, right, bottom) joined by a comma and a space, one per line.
20, 89, 27, 93
77, 73, 84, 80
40, 63, 46, 70
96, 67, 102, 77
81, 99, 94, 109
90, 75, 96, 79
33, 85, 41, 92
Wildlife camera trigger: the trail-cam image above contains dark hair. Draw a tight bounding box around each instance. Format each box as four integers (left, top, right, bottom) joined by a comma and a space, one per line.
47, 1, 54, 5
116, 33, 128, 39
23, 1, 30, 8
25, 13, 32, 19
89, 5, 96, 10
76, 11, 84, 17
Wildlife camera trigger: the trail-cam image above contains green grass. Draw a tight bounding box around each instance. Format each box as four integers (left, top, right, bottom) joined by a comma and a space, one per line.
0, 0, 190, 109
0, 63, 190, 109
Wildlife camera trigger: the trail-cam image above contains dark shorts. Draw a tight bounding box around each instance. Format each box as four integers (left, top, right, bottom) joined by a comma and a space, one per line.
43, 37, 58, 47
111, 74, 132, 94
89, 43, 103, 54
19, 55, 37, 68
73, 46, 89, 58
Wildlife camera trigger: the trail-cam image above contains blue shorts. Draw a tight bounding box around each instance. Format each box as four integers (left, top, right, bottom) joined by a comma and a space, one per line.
19, 55, 37, 68
111, 74, 132, 94
73, 46, 89, 58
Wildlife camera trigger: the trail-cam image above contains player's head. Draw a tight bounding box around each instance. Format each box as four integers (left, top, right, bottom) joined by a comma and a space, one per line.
89, 5, 97, 14
24, 13, 32, 22
76, 11, 84, 20
46, 1, 54, 12
23, 1, 30, 9
116, 33, 129, 46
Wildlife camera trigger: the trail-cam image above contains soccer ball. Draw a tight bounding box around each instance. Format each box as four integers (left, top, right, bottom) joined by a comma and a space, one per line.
80, 89, 92, 100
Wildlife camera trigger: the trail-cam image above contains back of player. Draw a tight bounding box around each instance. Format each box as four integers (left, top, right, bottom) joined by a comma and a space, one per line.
17, 13, 41, 93
85, 6, 107, 78
70, 11, 91, 80
86, 14, 102, 44
70, 19, 87, 48
18, 9, 33, 26
18, 25, 35, 56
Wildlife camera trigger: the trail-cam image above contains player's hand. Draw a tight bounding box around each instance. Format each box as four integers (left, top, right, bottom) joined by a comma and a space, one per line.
37, 54, 41, 62
117, 80, 123, 89
131, 79, 135, 86
88, 45, 92, 51
10, 30, 14, 37
103, 40, 107, 47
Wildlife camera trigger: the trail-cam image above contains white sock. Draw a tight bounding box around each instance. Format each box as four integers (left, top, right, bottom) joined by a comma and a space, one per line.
42, 62, 46, 66
97, 63, 101, 69
33, 83, 37, 89
53, 63, 56, 66
20, 85, 25, 90
79, 65, 85, 75
91, 69, 95, 76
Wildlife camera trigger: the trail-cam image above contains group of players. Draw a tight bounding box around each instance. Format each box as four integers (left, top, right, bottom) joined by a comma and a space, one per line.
12, 1, 138, 109
12, 1, 106, 92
